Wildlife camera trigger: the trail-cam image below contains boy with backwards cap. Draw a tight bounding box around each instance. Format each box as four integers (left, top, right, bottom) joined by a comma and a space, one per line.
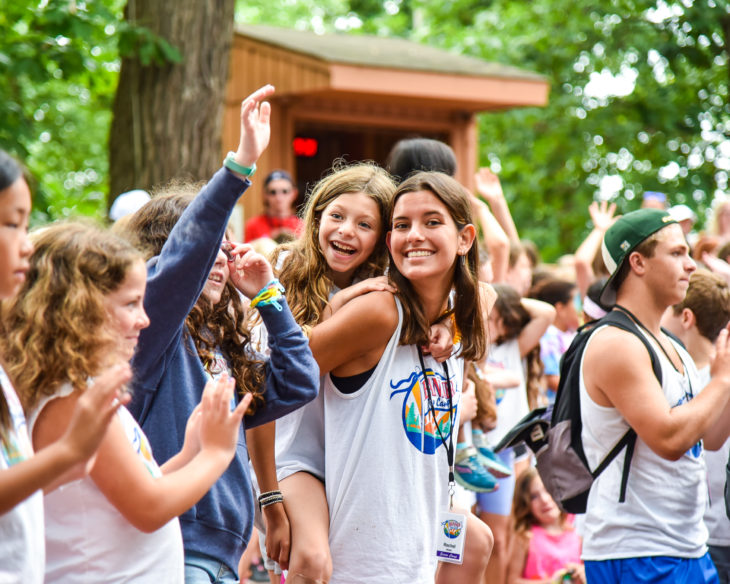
579, 208, 730, 583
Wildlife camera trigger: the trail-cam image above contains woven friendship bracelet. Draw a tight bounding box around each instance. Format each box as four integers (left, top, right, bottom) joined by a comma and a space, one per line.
258, 489, 282, 502
260, 496, 284, 509
250, 279, 286, 312
258, 489, 284, 509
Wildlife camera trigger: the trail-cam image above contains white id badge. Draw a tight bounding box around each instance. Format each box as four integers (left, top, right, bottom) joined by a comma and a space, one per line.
435, 510, 466, 564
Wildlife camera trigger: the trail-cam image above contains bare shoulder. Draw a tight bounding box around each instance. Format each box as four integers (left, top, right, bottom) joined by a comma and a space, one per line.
312, 290, 398, 375
32, 389, 80, 449
584, 325, 651, 365
340, 290, 399, 330
584, 325, 655, 405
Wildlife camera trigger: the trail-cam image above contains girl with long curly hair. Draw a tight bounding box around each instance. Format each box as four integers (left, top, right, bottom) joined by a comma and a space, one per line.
0, 151, 130, 583
2, 221, 250, 582
117, 86, 319, 582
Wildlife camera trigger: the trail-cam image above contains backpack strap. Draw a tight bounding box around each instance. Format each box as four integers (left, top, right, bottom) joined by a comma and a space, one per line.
619, 432, 637, 502
588, 309, 663, 501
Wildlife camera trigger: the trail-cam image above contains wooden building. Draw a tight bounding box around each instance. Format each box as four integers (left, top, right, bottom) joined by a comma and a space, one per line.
223, 24, 549, 228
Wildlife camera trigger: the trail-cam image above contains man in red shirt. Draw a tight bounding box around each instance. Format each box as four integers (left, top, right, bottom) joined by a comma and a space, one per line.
244, 170, 302, 243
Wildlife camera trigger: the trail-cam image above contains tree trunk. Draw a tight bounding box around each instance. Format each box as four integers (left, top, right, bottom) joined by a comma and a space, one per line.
109, 0, 235, 202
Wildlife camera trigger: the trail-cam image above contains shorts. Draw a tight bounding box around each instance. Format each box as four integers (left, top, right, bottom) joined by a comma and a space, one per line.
584, 553, 719, 583
476, 448, 515, 516
185, 551, 239, 583
709, 545, 730, 584
275, 392, 325, 483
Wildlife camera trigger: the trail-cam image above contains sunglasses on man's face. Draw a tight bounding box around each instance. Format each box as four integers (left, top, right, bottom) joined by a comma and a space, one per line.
266, 188, 292, 196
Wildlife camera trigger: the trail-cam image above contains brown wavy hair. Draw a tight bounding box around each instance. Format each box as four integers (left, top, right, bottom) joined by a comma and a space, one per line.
269, 162, 395, 330
0, 222, 143, 410
389, 172, 486, 361
116, 182, 265, 409
512, 467, 568, 536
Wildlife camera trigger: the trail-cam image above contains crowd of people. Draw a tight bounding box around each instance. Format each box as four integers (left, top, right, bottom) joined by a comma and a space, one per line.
2, 83, 730, 584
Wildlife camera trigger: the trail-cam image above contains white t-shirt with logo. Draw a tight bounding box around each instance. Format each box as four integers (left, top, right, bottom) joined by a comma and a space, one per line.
0, 365, 44, 584
324, 298, 463, 583
28, 382, 185, 583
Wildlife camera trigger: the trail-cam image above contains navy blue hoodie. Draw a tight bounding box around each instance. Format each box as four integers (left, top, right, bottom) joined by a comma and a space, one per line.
129, 167, 319, 572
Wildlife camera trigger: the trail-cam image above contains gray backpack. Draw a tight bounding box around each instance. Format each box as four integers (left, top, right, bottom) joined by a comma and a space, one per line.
496, 308, 665, 513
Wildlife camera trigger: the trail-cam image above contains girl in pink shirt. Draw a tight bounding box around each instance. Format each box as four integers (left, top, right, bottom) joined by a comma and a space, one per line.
507, 468, 585, 584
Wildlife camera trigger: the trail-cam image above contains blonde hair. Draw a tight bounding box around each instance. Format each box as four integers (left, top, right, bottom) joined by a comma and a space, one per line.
0, 222, 143, 409
270, 162, 395, 329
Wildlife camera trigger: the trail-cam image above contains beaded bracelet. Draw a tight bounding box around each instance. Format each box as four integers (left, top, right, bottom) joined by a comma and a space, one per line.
249, 279, 286, 312
258, 489, 284, 509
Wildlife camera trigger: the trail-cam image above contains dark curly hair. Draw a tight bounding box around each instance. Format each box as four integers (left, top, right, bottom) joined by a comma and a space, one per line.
116, 182, 266, 411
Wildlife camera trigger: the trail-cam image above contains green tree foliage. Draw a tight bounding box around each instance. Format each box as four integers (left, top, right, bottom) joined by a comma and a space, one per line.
0, 0, 124, 222
0, 0, 182, 224
239, 0, 730, 260
462, 0, 730, 260
4, 0, 728, 259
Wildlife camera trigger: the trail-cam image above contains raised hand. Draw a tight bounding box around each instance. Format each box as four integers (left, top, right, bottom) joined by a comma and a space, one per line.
61, 362, 132, 462
474, 167, 504, 204
702, 252, 730, 284
588, 200, 618, 232
198, 375, 251, 459
226, 242, 275, 299
234, 84, 275, 168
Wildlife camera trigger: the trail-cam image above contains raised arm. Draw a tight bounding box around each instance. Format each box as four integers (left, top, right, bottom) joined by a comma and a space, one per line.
585, 327, 730, 460
470, 193, 510, 283
131, 86, 274, 416
308, 290, 399, 376
517, 298, 556, 358
475, 168, 519, 243
574, 201, 616, 297
227, 246, 320, 428
35, 376, 249, 533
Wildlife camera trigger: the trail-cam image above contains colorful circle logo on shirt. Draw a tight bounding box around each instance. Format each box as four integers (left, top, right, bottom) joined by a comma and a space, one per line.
441, 519, 463, 539
390, 367, 457, 455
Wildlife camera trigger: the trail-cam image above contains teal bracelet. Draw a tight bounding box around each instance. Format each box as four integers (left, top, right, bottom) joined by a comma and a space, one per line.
250, 279, 286, 312
224, 151, 257, 177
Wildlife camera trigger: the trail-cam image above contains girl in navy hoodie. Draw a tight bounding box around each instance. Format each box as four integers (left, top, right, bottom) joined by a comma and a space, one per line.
120, 85, 319, 582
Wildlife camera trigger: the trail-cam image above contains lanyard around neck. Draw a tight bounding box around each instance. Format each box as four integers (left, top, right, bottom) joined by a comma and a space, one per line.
614, 304, 694, 399
416, 346, 456, 506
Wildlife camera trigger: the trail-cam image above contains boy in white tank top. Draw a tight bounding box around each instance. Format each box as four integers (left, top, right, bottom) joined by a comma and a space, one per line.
580, 209, 730, 583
